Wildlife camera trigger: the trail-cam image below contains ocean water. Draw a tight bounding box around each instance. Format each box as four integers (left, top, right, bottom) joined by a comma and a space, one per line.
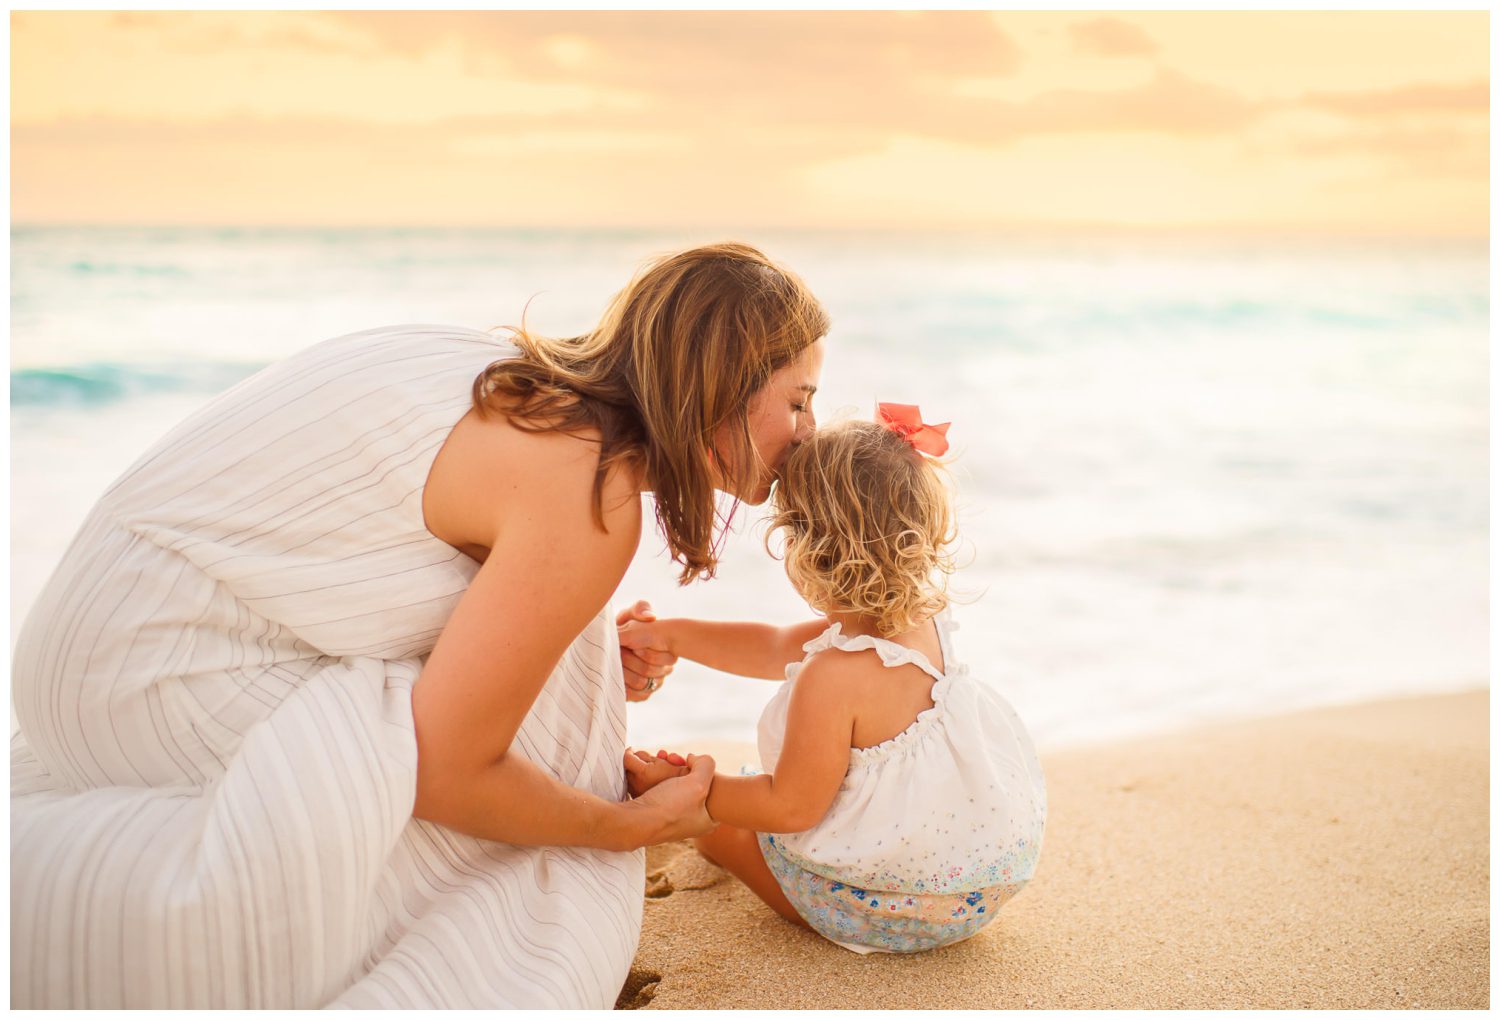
10, 226, 1489, 752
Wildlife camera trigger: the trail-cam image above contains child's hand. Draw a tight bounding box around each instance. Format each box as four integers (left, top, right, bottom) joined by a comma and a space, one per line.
623, 747, 690, 798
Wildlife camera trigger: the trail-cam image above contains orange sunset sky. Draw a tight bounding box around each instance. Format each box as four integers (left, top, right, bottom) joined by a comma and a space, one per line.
11, 10, 1490, 235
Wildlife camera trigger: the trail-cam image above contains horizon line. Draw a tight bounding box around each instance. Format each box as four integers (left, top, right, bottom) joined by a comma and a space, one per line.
10, 221, 1488, 244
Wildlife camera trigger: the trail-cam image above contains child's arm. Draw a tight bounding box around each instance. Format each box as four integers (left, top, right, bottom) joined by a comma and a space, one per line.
622, 616, 829, 680
703, 651, 858, 833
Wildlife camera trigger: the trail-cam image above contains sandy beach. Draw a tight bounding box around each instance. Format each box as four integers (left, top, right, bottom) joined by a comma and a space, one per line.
617, 690, 1489, 1009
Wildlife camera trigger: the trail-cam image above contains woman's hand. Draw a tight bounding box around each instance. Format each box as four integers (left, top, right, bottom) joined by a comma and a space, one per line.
623, 747, 688, 798
616, 600, 677, 702
626, 752, 717, 845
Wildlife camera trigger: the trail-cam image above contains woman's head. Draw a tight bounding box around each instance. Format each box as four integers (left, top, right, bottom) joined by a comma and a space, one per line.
607, 243, 827, 511
474, 242, 829, 583
768, 419, 958, 637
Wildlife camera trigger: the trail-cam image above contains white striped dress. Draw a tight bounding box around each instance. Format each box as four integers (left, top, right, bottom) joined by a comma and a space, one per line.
10, 324, 644, 1008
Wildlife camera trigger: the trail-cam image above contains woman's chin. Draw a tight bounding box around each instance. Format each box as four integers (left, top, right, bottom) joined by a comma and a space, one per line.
739, 479, 774, 506
715, 471, 773, 506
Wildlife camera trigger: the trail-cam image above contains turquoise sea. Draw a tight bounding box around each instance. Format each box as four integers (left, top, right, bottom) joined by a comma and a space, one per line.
10, 226, 1489, 751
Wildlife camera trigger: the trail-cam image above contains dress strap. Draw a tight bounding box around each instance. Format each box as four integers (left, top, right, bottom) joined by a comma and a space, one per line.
799, 618, 946, 682
933, 605, 958, 675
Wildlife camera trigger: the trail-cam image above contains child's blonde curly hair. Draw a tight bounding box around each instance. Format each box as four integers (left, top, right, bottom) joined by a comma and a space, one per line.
767, 418, 958, 638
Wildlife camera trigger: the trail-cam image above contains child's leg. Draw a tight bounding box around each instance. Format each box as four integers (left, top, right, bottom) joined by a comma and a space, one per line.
692, 824, 813, 931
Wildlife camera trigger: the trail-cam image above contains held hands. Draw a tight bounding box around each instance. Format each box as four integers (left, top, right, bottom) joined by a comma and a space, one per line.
622, 747, 690, 798
616, 600, 677, 703
622, 747, 718, 844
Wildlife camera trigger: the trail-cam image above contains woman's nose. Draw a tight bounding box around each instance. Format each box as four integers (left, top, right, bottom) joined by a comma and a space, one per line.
796, 408, 817, 442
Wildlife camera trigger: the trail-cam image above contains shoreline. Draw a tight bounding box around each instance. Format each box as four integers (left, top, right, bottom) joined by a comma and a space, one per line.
627, 681, 1492, 768
620, 688, 1489, 1010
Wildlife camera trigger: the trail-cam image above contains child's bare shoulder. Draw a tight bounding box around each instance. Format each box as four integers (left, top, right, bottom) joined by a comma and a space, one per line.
793, 646, 884, 695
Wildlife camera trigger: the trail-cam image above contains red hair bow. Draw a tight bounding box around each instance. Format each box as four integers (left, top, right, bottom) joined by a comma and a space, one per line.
876, 402, 951, 457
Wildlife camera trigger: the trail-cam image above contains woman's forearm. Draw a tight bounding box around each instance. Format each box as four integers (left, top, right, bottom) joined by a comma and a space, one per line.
414, 751, 659, 852
661, 617, 826, 679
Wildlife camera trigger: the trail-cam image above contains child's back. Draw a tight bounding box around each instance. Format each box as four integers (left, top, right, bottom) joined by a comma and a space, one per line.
750, 604, 1046, 954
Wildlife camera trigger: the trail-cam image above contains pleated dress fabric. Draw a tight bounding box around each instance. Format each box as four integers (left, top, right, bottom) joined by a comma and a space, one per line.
10, 324, 644, 1008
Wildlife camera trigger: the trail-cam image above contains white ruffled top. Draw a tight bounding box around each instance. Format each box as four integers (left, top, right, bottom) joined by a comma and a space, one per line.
755, 607, 1047, 896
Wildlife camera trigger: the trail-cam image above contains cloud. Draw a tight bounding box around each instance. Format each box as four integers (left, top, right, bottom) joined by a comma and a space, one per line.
12, 11, 1488, 233
1068, 17, 1157, 58
1298, 81, 1487, 118
12, 111, 879, 227
12, 62, 1272, 173
89, 10, 380, 58
12, 111, 882, 168
13, 11, 1027, 150
1288, 125, 1488, 178
962, 69, 1259, 141
40, 13, 1460, 151
325, 11, 1023, 87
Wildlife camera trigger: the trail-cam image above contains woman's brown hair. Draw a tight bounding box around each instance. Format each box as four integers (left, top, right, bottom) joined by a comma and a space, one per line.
472, 242, 829, 583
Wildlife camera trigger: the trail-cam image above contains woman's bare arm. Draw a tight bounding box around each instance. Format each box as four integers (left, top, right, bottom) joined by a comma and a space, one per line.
412, 418, 710, 850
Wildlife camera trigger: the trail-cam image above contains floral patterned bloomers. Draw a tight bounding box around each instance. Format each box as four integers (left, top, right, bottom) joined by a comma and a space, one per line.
744, 607, 1047, 955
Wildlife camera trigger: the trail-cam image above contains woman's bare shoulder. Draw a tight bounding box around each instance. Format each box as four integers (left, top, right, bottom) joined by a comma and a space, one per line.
423, 407, 642, 558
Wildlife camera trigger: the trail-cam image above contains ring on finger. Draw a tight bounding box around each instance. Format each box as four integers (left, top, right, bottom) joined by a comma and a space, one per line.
646, 676, 660, 693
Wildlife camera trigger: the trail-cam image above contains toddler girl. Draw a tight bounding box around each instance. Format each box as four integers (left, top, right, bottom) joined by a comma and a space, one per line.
622, 405, 1046, 954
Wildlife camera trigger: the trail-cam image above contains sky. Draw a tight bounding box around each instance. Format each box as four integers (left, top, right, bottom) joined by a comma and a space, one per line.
10, 11, 1490, 235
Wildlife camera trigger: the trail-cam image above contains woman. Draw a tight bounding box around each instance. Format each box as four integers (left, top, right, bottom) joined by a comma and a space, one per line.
10, 243, 828, 1008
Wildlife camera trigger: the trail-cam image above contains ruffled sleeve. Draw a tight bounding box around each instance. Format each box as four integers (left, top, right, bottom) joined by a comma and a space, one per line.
785, 623, 840, 680
801, 620, 946, 681
828, 633, 943, 680
800, 623, 842, 655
